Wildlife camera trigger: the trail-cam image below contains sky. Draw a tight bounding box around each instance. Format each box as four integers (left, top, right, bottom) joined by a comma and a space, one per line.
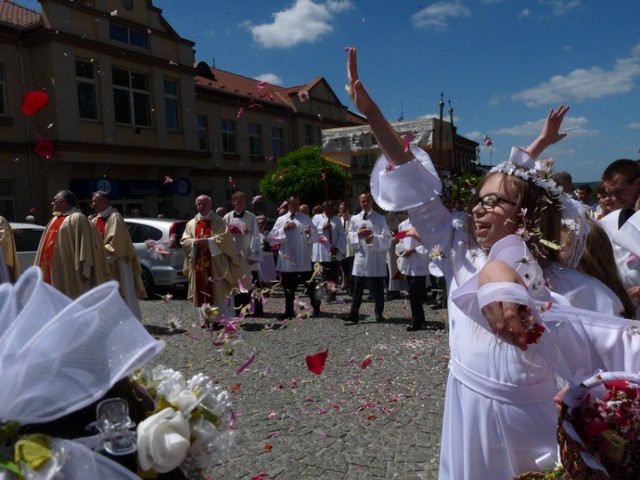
15, 0, 640, 182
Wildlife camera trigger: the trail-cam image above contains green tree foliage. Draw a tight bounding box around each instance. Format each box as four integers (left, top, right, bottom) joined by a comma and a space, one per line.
259, 146, 348, 206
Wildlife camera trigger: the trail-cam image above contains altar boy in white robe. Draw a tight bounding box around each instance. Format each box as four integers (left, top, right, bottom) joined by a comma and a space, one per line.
270, 195, 319, 319
343, 192, 392, 323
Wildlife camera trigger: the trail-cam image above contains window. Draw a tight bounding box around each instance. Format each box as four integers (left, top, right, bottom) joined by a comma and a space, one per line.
248, 123, 262, 156
109, 22, 148, 48
112, 68, 152, 127
76, 60, 98, 120
0, 65, 5, 115
272, 126, 284, 158
197, 115, 208, 150
221, 119, 236, 154
0, 180, 13, 220
303, 124, 314, 145
164, 79, 179, 130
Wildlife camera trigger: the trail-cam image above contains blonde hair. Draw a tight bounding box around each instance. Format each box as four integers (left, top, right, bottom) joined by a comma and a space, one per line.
577, 218, 635, 319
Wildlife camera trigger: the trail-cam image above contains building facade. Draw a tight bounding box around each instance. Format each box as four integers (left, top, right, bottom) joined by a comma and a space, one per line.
0, 0, 365, 222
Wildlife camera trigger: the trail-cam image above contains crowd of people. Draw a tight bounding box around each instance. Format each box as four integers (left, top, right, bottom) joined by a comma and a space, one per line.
344, 46, 640, 479
2, 47, 640, 480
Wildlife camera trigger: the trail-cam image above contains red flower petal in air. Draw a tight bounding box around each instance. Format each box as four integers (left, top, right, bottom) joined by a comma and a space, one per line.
34, 133, 55, 159
21, 90, 49, 115
393, 231, 408, 241
361, 354, 372, 370
305, 348, 329, 375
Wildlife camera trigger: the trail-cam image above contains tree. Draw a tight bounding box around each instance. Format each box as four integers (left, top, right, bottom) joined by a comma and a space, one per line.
259, 146, 348, 207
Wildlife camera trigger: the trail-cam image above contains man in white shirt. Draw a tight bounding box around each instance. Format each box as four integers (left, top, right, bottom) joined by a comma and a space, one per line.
270, 196, 319, 319
343, 192, 392, 323
396, 217, 430, 331
223, 191, 262, 316
311, 200, 346, 304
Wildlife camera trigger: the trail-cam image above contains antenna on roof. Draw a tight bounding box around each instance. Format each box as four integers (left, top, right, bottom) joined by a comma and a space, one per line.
212, 57, 216, 68
398, 98, 404, 121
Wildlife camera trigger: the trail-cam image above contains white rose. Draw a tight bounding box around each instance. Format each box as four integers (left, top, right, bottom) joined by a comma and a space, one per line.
137, 407, 190, 473
167, 388, 198, 414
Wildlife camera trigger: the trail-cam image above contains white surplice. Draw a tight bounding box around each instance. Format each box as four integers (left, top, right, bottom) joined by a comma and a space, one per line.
270, 212, 317, 272
347, 210, 392, 277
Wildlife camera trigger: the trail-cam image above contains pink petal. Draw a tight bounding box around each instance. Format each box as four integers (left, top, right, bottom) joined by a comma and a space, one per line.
236, 351, 257, 375
162, 176, 173, 185
252, 195, 263, 204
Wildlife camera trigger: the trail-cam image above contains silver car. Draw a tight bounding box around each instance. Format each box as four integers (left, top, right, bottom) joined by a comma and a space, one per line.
124, 217, 188, 298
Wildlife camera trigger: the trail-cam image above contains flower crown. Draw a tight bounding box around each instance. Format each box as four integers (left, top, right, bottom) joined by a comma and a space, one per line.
490, 147, 565, 198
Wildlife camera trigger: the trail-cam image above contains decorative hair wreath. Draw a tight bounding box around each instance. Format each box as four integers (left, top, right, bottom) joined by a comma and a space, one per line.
490, 147, 565, 198
491, 147, 589, 267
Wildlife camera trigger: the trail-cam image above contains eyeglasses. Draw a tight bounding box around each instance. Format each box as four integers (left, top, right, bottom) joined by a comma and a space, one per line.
470, 193, 516, 210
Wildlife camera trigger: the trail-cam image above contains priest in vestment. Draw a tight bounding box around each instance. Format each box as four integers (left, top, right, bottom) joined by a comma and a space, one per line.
91, 190, 146, 320
181, 195, 243, 313
0, 215, 20, 282
35, 190, 109, 299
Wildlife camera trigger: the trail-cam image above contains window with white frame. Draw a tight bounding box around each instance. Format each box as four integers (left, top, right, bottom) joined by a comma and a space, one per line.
221, 119, 236, 154
76, 59, 98, 120
272, 126, 284, 158
164, 79, 179, 130
248, 123, 262, 156
112, 68, 152, 127
109, 22, 148, 48
197, 115, 208, 150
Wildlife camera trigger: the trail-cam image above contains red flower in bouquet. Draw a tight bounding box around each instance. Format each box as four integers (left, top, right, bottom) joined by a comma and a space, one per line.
517, 304, 546, 344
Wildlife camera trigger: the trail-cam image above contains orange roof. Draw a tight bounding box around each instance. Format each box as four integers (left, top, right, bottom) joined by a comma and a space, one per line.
0, 0, 40, 28
195, 64, 292, 108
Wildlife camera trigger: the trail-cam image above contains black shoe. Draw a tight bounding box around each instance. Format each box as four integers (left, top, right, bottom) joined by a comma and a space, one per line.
313, 307, 321, 317
385, 291, 401, 300
342, 314, 359, 323
406, 322, 425, 332
278, 313, 293, 321
375, 314, 385, 323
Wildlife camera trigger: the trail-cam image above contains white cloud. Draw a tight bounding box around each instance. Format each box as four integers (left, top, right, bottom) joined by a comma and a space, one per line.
539, 0, 582, 16
255, 73, 283, 86
512, 43, 640, 107
492, 115, 598, 137
243, 0, 353, 49
517, 8, 531, 18
627, 122, 640, 129
411, 1, 471, 31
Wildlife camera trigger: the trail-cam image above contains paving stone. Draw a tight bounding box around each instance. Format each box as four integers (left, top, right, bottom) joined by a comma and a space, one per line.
141, 290, 449, 479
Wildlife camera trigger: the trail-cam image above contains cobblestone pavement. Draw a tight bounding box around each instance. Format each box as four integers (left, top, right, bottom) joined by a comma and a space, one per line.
141, 287, 450, 480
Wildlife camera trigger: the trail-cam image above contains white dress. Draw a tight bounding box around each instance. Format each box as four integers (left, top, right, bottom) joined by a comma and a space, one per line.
371, 146, 629, 480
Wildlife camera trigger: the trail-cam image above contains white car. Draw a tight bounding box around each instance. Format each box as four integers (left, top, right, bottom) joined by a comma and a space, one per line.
9, 222, 46, 270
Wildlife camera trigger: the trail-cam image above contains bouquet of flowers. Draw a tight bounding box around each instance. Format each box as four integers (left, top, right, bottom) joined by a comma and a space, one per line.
132, 365, 234, 477
558, 372, 640, 480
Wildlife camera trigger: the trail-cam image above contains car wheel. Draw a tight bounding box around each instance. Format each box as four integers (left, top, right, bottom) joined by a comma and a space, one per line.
141, 267, 155, 299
